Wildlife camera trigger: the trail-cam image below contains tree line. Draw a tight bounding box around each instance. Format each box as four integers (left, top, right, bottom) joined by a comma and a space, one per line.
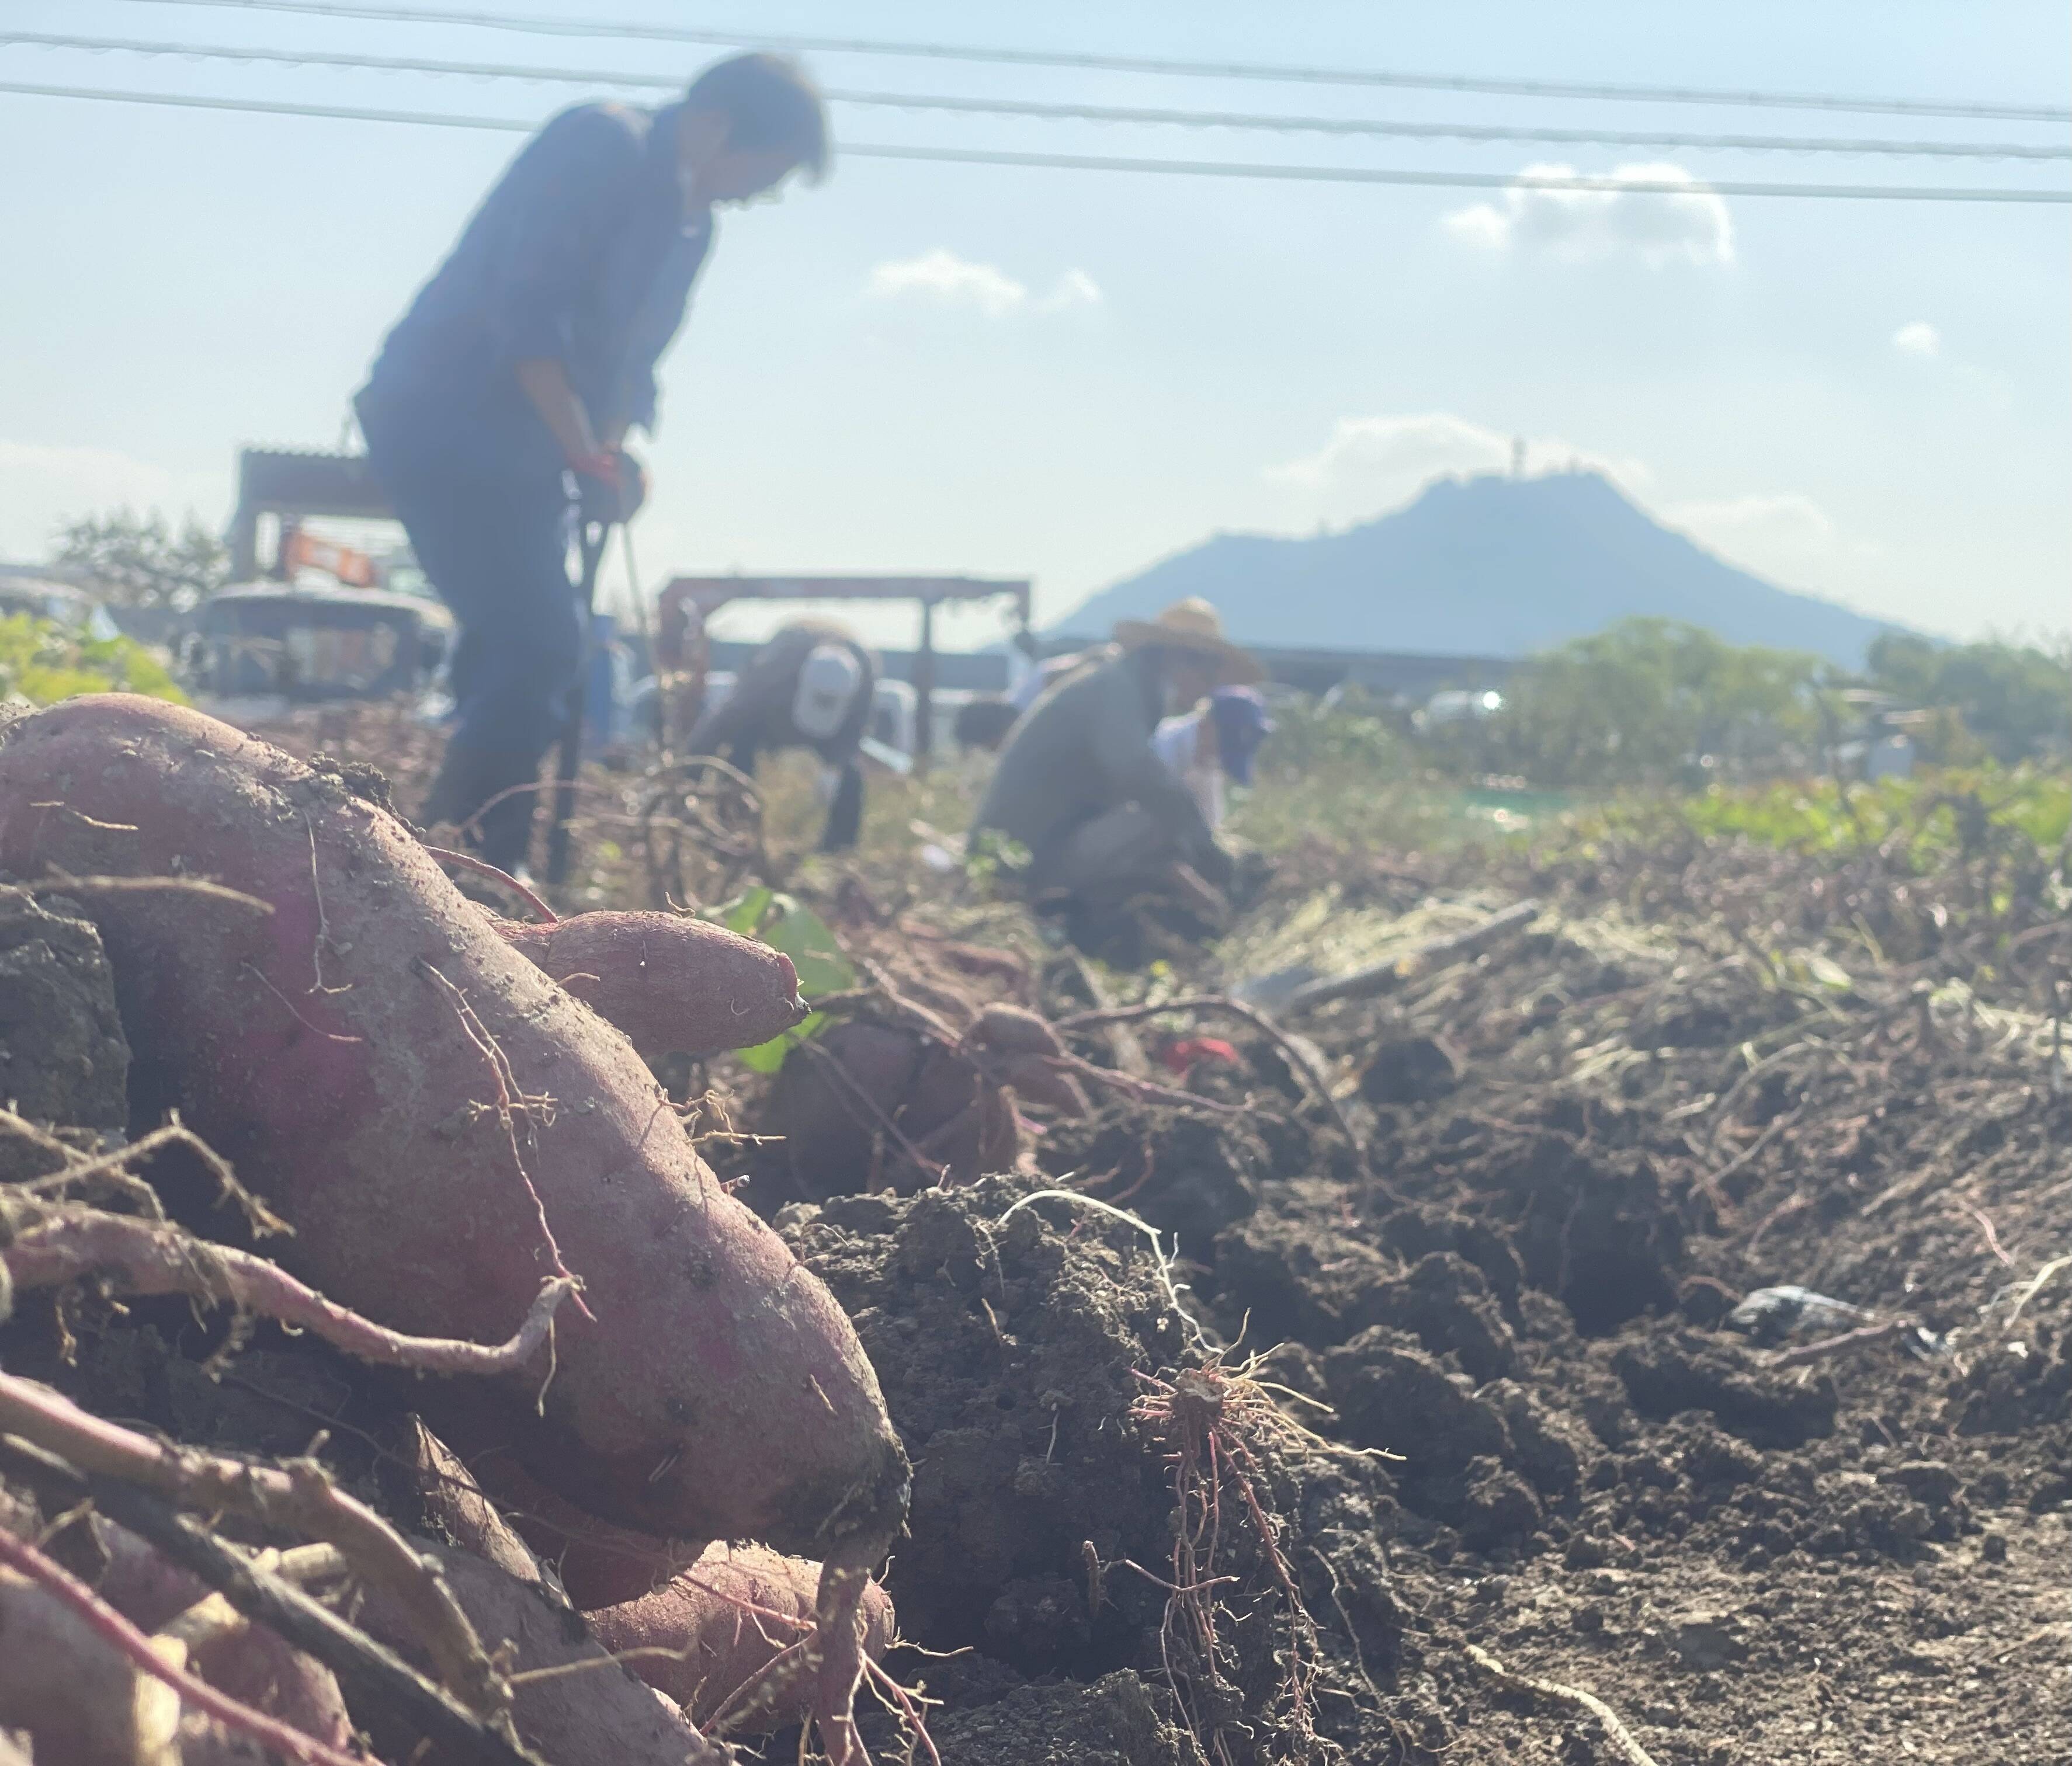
1433, 617, 2070, 788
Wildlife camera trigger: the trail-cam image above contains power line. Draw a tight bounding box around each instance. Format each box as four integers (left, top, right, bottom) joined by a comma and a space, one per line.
10, 30, 2068, 162
5, 78, 2067, 205
106, 0, 2072, 124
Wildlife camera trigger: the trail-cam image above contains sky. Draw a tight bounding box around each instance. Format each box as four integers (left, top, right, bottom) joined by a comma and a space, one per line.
2, 0, 2067, 654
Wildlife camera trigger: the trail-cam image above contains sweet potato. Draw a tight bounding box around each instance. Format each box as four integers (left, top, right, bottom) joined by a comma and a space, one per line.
768, 1018, 1021, 1199
355, 1539, 725, 1765
410, 1426, 696, 1609
967, 1003, 1092, 1118
0, 698, 907, 1569
492, 910, 807, 1061
388, 1417, 557, 1593
0, 1565, 182, 1766
586, 1543, 896, 1731
92, 1525, 354, 1755
0, 1499, 349, 1765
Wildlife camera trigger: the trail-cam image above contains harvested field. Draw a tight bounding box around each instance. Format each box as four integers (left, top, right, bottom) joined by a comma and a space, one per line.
4, 697, 2068, 1765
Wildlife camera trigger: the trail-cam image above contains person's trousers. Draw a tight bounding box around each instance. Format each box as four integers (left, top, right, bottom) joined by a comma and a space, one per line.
1032, 804, 1227, 920
363, 447, 581, 872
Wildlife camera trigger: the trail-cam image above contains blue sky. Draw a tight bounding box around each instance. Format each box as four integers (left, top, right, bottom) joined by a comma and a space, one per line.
2, 0, 2066, 652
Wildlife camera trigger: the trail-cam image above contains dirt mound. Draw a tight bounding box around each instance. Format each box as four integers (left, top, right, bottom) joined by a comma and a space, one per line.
780, 1177, 1181, 1674
0, 885, 129, 1142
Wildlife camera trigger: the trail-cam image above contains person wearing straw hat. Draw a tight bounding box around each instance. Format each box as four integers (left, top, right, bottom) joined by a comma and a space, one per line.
972, 597, 1262, 917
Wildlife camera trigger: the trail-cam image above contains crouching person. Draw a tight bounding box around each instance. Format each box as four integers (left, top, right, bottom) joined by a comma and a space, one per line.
971, 598, 1260, 925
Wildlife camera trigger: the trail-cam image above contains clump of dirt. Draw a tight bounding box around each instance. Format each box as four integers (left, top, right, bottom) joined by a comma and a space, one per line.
928, 1670, 1198, 1766
776, 1176, 1185, 1675
1036, 1103, 1276, 1240
0, 884, 129, 1143
778, 1174, 1419, 1764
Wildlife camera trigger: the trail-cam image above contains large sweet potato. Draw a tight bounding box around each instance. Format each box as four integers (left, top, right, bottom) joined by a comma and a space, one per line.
0, 698, 907, 1567
492, 910, 806, 1061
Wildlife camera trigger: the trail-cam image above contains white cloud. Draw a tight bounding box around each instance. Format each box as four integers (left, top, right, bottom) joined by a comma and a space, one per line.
0, 439, 226, 563
1667, 491, 1881, 587
1040, 267, 1103, 313
1443, 162, 1734, 267
864, 249, 1101, 318
1891, 321, 1941, 359
1266, 411, 1646, 526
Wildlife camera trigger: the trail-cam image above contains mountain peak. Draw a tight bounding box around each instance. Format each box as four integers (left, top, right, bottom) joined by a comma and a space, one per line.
1056, 471, 1898, 668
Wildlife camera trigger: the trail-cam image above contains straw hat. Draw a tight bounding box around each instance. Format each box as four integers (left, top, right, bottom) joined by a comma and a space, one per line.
1113, 597, 1263, 685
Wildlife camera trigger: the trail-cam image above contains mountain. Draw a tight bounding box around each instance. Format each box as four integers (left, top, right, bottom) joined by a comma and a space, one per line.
1054, 471, 1901, 668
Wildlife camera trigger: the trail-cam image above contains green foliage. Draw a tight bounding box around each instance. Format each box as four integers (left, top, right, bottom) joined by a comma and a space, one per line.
1229, 694, 1457, 851
1866, 632, 2071, 764
704, 885, 855, 1072
1571, 766, 2071, 871
1474, 618, 1836, 790
962, 827, 1029, 889
1255, 690, 1408, 774
55, 509, 229, 613
0, 613, 186, 707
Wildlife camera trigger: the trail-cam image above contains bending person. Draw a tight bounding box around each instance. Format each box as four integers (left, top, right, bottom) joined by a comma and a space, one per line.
683, 621, 877, 850
355, 55, 829, 873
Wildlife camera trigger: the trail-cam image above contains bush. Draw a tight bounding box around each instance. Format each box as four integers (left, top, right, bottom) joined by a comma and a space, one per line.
1470, 618, 1834, 790
1866, 633, 2071, 764
0, 614, 185, 707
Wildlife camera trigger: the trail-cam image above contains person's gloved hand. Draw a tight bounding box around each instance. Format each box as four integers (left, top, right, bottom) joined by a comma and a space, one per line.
572, 447, 647, 526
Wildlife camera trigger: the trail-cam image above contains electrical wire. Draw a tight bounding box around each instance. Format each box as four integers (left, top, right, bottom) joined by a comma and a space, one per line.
105, 0, 2072, 124
8, 30, 2067, 161
4, 78, 2066, 205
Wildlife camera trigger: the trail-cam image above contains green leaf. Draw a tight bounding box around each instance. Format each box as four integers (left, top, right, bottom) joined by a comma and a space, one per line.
702, 888, 857, 1003
737, 1010, 828, 1075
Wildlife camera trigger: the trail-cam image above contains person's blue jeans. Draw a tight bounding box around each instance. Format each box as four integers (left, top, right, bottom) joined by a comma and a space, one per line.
362, 429, 579, 870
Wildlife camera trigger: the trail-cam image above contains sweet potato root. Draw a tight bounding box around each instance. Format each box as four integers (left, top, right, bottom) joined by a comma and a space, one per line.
0, 698, 907, 1572
586, 1543, 896, 1732
492, 910, 807, 1061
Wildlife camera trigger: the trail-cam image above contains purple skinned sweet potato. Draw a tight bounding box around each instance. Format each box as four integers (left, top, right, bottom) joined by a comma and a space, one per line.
492, 910, 806, 1061
586, 1543, 896, 1732
0, 698, 907, 1573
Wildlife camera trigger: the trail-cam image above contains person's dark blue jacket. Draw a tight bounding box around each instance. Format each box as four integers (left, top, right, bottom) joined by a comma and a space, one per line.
356, 100, 713, 483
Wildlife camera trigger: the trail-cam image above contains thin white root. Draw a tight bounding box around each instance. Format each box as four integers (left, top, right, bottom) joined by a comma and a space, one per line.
998, 1189, 1207, 1348
1466, 1642, 1663, 1766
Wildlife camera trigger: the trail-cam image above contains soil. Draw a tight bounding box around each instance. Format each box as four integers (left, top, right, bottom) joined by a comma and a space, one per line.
5, 720, 2069, 1766
753, 833, 2072, 1765
0, 884, 129, 1149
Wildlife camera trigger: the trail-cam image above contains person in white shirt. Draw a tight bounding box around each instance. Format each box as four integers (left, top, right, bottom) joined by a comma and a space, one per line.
1152, 684, 1273, 832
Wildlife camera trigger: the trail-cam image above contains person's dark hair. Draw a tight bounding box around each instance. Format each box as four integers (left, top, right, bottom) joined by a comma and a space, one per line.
685, 53, 830, 180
